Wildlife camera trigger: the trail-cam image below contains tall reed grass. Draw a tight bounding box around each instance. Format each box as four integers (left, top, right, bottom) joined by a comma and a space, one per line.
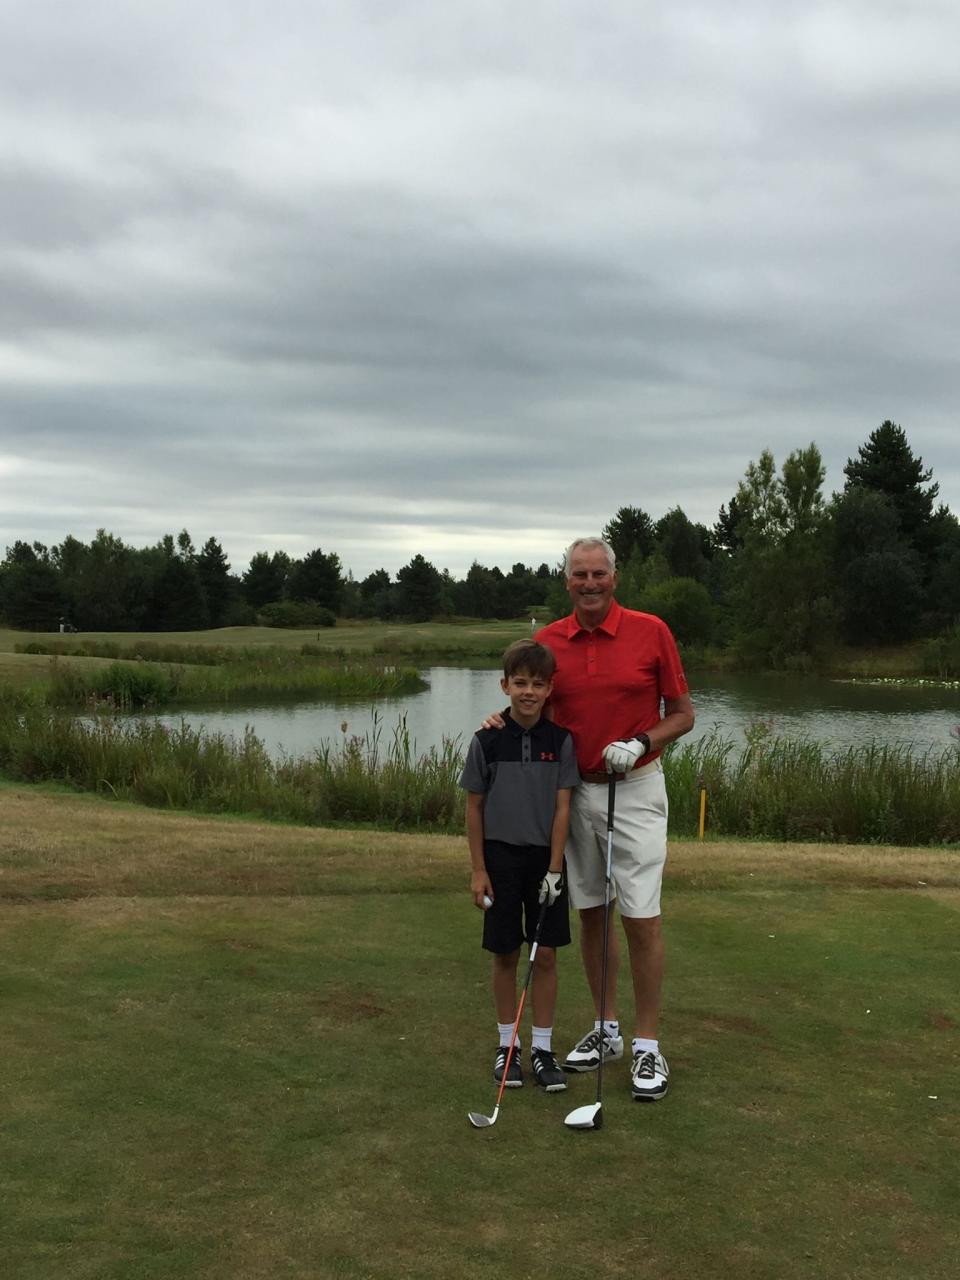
43, 659, 426, 710
371, 639, 504, 662
18, 639, 356, 665
665, 729, 960, 845
0, 708, 462, 830
1, 707, 957, 843
18, 639, 251, 664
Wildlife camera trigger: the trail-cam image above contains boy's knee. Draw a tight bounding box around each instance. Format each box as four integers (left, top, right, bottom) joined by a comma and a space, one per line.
493, 949, 520, 971
533, 945, 556, 972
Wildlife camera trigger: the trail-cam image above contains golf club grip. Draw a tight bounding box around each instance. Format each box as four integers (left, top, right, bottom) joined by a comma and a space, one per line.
607, 772, 616, 830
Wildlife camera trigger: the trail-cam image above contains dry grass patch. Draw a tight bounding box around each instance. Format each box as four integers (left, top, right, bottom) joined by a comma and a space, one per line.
3, 784, 959, 904
668, 835, 960, 890
0, 784, 465, 900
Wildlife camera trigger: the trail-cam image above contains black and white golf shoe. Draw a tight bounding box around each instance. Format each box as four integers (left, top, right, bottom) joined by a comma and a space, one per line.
530, 1048, 567, 1092
630, 1050, 669, 1102
494, 1045, 523, 1088
562, 1027, 624, 1073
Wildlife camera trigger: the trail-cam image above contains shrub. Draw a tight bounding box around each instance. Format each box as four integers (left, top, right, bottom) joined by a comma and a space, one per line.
639, 578, 714, 647
257, 601, 337, 628
47, 661, 181, 710
919, 625, 960, 679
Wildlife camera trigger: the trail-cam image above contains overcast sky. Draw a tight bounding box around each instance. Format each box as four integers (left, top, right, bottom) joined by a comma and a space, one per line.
1, 1, 957, 579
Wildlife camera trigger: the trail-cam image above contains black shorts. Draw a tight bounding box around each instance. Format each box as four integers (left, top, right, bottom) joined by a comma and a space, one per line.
482, 839, 571, 955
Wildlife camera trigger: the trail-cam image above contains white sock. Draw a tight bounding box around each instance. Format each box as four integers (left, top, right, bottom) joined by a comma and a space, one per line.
633, 1037, 659, 1057
531, 1025, 552, 1052
595, 1019, 620, 1040
498, 1022, 518, 1049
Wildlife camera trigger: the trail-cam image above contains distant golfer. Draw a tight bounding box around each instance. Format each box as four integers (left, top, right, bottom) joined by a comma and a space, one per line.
484, 537, 695, 1101
460, 640, 580, 1092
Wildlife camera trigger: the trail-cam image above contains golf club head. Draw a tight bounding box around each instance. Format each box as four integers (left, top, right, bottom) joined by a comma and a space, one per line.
467, 1110, 497, 1128
564, 1101, 603, 1131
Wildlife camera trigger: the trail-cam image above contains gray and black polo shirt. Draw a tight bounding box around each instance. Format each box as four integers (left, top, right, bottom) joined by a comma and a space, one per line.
459, 712, 580, 847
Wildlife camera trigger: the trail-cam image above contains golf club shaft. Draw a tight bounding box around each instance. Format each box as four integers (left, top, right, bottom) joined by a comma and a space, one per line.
490, 896, 550, 1114
596, 773, 616, 1106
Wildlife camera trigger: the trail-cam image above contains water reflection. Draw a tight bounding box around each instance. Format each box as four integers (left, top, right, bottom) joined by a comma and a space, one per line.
147, 668, 960, 762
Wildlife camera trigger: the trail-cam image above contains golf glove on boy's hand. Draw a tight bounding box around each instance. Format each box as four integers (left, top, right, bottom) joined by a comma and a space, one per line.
603, 736, 648, 773
538, 871, 564, 906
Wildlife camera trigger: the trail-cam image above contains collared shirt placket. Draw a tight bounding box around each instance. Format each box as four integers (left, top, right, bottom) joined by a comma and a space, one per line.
586, 632, 598, 680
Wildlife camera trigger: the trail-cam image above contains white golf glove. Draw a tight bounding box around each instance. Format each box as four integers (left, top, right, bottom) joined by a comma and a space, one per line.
603, 737, 648, 773
538, 871, 564, 906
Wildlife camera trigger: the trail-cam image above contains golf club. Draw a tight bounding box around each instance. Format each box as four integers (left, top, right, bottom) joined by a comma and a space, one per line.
468, 896, 550, 1129
564, 771, 616, 1132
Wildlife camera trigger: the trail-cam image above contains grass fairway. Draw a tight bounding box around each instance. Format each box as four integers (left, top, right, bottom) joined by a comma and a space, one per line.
0, 619, 527, 660
0, 625, 938, 678
2, 786, 958, 1279
0, 648, 129, 691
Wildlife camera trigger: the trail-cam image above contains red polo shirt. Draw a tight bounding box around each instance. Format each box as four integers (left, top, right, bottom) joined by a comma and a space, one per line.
536, 599, 688, 774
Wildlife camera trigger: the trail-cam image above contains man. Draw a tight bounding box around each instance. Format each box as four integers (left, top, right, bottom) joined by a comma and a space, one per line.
515, 536, 695, 1101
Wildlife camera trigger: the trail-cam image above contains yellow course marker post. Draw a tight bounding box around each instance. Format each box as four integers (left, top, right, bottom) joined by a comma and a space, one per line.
698, 787, 707, 840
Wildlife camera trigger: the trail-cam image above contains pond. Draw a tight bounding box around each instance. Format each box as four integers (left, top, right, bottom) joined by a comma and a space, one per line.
146, 668, 960, 761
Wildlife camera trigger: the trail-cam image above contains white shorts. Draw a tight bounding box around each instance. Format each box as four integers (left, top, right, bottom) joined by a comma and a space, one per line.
564, 759, 668, 919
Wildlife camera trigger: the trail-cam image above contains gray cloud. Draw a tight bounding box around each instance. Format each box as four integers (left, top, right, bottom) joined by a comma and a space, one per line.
1, 0, 957, 577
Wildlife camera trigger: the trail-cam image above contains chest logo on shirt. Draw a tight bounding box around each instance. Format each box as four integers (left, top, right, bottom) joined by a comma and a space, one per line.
540, 752, 556, 761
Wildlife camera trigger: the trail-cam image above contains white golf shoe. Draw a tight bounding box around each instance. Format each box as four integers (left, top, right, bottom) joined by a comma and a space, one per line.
562, 1027, 624, 1073
630, 1050, 669, 1101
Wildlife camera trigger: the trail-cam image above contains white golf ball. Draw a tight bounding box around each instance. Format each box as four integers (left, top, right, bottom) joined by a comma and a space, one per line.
482, 894, 494, 909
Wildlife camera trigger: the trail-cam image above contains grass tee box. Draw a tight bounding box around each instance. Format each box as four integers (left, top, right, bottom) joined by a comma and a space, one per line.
2, 787, 959, 1280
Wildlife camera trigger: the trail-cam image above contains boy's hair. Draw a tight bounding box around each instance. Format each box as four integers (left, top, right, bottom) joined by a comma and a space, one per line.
502, 639, 556, 681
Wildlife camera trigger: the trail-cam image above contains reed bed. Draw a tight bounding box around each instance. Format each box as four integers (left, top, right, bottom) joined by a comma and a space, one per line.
1, 702, 958, 844
41, 657, 425, 710
665, 729, 960, 845
371, 638, 505, 662
0, 708, 462, 831
18, 639, 256, 664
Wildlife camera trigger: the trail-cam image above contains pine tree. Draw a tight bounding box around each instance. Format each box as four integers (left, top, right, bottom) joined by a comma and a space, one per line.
0, 542, 64, 629
242, 552, 290, 609
196, 537, 232, 628
602, 507, 655, 568
286, 548, 344, 612
843, 421, 938, 553
396, 554, 446, 621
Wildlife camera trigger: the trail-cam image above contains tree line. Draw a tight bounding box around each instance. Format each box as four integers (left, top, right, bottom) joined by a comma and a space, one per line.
601, 421, 960, 666
0, 526, 556, 633
3, 421, 958, 666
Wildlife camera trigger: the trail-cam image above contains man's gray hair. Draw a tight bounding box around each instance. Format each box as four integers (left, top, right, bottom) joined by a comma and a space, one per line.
564, 537, 616, 575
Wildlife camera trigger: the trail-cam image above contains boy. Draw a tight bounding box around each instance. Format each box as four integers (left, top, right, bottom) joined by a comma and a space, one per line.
459, 639, 580, 1091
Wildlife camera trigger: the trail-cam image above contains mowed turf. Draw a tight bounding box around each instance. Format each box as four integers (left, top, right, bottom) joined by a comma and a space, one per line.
0, 620, 524, 661
2, 785, 958, 1280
